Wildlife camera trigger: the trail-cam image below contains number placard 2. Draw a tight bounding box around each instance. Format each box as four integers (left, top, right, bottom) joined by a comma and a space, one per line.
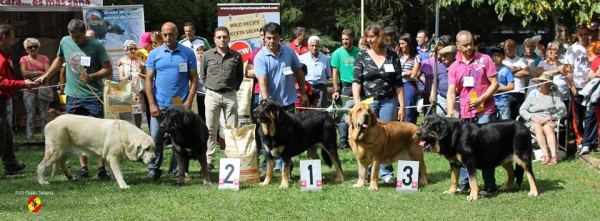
218, 158, 240, 190
396, 160, 420, 191
300, 160, 322, 191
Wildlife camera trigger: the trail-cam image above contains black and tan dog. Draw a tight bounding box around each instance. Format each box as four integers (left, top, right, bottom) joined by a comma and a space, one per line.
348, 103, 427, 190
161, 105, 211, 186
417, 114, 538, 201
253, 98, 344, 188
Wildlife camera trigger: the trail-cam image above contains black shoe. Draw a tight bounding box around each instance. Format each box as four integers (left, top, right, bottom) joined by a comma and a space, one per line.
4, 162, 26, 175
259, 170, 266, 180
457, 183, 470, 192
337, 140, 350, 149
73, 167, 90, 180
98, 168, 111, 181
479, 185, 498, 196
146, 169, 162, 181
208, 163, 215, 171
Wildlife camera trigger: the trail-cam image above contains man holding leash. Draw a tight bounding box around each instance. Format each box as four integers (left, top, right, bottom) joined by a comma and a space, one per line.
39, 19, 113, 181
446, 30, 499, 196
0, 24, 38, 179
144, 22, 198, 181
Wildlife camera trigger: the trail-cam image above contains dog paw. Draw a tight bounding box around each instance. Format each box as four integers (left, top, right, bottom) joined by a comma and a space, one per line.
279, 184, 289, 189
443, 190, 456, 195
352, 183, 364, 188
203, 180, 212, 186
466, 195, 478, 201
260, 181, 269, 186
39, 181, 50, 185
367, 185, 378, 191
119, 185, 130, 189
500, 185, 511, 191
528, 191, 538, 197
335, 177, 344, 183
175, 182, 184, 187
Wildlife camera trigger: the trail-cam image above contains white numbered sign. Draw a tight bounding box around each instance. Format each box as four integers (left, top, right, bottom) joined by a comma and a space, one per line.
80, 56, 91, 67
396, 160, 420, 191
218, 158, 240, 190
300, 160, 322, 191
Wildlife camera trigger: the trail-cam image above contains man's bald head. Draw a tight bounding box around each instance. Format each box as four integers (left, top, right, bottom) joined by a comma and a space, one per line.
161, 22, 179, 48
456, 30, 475, 58
456, 30, 472, 42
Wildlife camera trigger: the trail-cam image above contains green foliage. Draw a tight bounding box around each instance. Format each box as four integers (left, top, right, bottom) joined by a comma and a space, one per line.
440, 0, 600, 26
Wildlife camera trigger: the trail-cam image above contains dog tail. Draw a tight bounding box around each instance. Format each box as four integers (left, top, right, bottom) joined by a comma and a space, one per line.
321, 148, 333, 167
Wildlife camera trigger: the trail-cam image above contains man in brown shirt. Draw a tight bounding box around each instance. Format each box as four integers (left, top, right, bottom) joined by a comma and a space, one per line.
199, 26, 243, 168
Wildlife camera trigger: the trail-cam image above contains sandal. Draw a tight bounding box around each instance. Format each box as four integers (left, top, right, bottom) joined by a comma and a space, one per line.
542, 156, 550, 165
548, 156, 558, 165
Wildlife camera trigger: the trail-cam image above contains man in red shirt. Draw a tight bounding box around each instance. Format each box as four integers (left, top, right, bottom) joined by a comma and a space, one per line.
287, 27, 309, 56
587, 55, 600, 153
0, 24, 38, 179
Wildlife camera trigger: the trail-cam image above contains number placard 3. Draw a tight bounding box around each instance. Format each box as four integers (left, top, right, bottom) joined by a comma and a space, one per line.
218, 158, 241, 190
396, 160, 420, 191
300, 160, 322, 191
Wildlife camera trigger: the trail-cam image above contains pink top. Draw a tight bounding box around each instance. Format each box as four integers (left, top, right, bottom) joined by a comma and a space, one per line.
448, 51, 498, 118
248, 47, 263, 94
20, 55, 50, 93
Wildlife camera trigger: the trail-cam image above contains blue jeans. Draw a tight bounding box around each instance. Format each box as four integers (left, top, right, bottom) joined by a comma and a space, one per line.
363, 97, 398, 180
459, 114, 497, 189
66, 96, 103, 118
403, 81, 419, 123
495, 102, 511, 120
148, 108, 181, 175
582, 106, 598, 148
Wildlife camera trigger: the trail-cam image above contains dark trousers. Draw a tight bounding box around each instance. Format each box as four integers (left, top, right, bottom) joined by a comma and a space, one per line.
508, 93, 525, 120
582, 104, 598, 148
0, 97, 18, 169
571, 94, 586, 146
196, 93, 206, 122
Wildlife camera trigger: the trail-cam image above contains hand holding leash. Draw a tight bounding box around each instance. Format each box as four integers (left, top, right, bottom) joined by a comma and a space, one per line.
79, 68, 90, 83
24, 79, 39, 89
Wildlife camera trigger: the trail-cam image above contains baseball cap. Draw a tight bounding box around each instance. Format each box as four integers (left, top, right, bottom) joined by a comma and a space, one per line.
384, 26, 396, 34
139, 32, 152, 48
590, 22, 599, 31
439, 45, 457, 54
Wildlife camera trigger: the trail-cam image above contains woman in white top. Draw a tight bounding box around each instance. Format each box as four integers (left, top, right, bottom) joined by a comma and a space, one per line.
118, 40, 146, 128
395, 33, 421, 123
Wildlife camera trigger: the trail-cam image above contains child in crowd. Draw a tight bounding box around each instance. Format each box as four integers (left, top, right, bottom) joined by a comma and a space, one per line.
491, 47, 515, 120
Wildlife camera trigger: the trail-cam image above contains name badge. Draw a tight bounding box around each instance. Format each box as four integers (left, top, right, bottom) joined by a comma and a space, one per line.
383, 64, 395, 72
179, 62, 188, 72
80, 56, 91, 67
283, 66, 294, 75
463, 76, 474, 87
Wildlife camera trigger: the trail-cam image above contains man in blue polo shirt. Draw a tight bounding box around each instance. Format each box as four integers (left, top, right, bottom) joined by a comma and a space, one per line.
255, 22, 308, 110
145, 22, 198, 181
254, 22, 308, 175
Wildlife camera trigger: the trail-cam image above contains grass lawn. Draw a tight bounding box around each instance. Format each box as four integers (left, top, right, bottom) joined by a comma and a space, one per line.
1, 146, 599, 220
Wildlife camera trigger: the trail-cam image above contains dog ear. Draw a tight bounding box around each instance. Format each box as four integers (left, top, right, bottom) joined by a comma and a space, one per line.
125, 141, 140, 161
368, 106, 376, 126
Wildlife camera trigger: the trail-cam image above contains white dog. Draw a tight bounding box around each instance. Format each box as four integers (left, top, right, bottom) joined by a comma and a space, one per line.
37, 114, 156, 189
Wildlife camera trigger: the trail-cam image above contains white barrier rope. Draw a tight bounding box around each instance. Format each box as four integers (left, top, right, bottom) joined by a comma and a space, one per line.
18, 83, 66, 91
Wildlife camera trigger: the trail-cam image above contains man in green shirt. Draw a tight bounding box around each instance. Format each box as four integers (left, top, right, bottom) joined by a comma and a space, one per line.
40, 19, 113, 181
330, 28, 360, 149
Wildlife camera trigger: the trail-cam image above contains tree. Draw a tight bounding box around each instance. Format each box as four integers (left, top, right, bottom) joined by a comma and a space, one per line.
440, 0, 600, 27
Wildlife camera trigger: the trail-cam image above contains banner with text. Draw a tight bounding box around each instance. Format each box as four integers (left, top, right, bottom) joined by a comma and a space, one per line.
0, 0, 103, 11
82, 5, 145, 81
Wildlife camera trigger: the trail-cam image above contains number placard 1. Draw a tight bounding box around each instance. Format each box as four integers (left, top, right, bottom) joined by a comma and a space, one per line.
396, 160, 420, 191
218, 158, 240, 190
300, 160, 322, 191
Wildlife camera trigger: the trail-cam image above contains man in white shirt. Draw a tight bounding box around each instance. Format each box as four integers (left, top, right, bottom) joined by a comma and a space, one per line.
179, 22, 212, 51
502, 39, 530, 119
299, 35, 332, 108
565, 25, 596, 155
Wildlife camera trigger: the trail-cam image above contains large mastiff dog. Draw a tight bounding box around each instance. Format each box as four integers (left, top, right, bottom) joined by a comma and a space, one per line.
348, 103, 427, 190
161, 105, 211, 186
417, 114, 538, 201
37, 114, 156, 189
253, 98, 344, 188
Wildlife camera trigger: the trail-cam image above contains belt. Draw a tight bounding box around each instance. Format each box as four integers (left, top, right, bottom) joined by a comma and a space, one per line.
341, 82, 352, 87
211, 88, 235, 93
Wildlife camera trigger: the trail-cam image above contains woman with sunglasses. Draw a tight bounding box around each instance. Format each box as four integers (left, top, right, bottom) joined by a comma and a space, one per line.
118, 40, 146, 128
19, 38, 50, 140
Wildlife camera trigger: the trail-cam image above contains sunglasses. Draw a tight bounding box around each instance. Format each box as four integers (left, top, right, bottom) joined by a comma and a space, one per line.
27, 45, 39, 50
127, 47, 138, 51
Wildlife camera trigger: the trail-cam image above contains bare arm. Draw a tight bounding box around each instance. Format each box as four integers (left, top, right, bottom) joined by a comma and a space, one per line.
352, 82, 362, 105
409, 62, 421, 78
117, 59, 128, 81
513, 66, 530, 78
258, 76, 268, 100
332, 67, 340, 100
145, 69, 159, 117
245, 63, 255, 78
185, 69, 198, 109
497, 82, 514, 92
446, 84, 456, 118
40, 56, 65, 81
20, 63, 42, 79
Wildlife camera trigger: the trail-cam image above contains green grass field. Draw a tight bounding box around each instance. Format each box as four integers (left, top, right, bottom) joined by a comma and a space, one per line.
1, 146, 599, 220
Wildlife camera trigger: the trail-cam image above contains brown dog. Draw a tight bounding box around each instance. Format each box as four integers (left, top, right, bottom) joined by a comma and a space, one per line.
348, 103, 427, 190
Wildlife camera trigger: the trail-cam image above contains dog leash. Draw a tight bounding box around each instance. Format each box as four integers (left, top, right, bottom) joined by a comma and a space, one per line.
70, 66, 118, 119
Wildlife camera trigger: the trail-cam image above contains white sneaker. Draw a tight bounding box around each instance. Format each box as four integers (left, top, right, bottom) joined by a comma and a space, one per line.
383, 176, 395, 184
579, 146, 591, 155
